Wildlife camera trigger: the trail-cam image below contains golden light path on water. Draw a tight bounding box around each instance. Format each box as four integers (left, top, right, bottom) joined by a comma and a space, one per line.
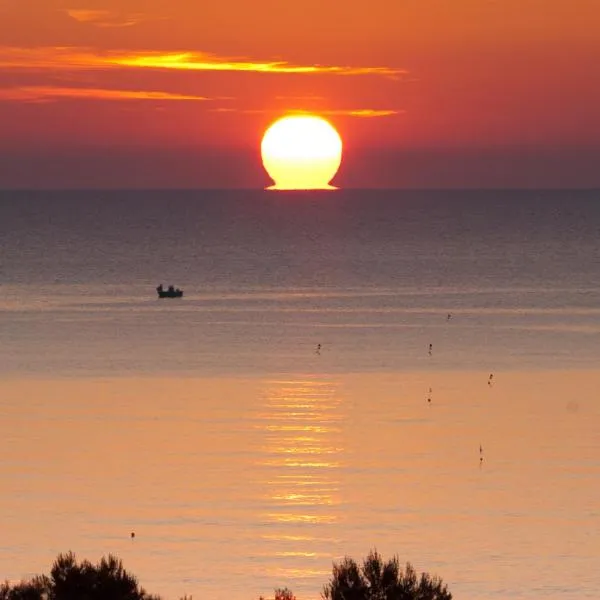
255, 378, 344, 580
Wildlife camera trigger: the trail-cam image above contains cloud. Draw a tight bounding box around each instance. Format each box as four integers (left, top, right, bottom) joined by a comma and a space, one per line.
270, 98, 402, 117
0, 85, 209, 102
0, 46, 405, 78
0, 84, 398, 117
211, 108, 401, 118
275, 95, 326, 101
65, 9, 145, 28
319, 109, 402, 118
113, 52, 403, 77
0, 47, 111, 70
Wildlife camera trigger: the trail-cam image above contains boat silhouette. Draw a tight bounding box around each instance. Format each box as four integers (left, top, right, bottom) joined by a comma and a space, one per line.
156, 284, 183, 298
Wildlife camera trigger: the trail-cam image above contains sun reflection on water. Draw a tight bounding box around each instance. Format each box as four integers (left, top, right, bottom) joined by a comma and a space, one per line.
255, 378, 344, 581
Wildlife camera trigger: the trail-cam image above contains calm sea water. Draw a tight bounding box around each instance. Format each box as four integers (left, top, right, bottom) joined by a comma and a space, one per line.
0, 190, 599, 599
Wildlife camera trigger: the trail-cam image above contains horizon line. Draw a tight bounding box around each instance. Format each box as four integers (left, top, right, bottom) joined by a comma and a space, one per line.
1, 187, 599, 192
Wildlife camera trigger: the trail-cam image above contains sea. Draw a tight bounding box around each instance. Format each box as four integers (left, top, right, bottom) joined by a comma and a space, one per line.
0, 189, 599, 599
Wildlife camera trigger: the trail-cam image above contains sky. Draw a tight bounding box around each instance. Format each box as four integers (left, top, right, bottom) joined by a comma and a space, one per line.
0, 0, 599, 188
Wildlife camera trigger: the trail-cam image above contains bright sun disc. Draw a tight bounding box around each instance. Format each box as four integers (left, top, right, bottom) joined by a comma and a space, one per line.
261, 115, 343, 190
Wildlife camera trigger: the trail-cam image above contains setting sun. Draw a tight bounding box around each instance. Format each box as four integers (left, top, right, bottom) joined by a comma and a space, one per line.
261, 115, 343, 190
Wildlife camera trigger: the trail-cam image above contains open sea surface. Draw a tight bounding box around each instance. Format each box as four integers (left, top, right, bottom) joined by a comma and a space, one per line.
0, 189, 599, 599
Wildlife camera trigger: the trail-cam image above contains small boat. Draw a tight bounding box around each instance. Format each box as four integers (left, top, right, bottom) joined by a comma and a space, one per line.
156, 284, 183, 298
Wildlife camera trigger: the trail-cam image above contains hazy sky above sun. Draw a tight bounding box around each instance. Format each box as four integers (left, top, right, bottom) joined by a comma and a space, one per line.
0, 0, 599, 188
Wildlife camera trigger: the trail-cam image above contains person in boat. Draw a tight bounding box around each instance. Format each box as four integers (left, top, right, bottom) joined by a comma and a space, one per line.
156, 284, 164, 293
168, 285, 175, 293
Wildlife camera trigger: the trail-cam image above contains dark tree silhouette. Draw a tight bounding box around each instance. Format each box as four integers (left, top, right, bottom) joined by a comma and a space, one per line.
259, 587, 296, 600
1, 552, 162, 600
1, 576, 50, 600
3, 550, 451, 600
322, 550, 452, 600
274, 589, 296, 600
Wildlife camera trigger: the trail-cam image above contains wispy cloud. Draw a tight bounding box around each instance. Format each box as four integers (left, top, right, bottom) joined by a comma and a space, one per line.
0, 85, 399, 117
275, 95, 325, 101
0, 85, 209, 102
65, 9, 146, 28
0, 47, 111, 70
113, 52, 403, 77
211, 108, 401, 118
319, 108, 401, 118
0, 46, 404, 78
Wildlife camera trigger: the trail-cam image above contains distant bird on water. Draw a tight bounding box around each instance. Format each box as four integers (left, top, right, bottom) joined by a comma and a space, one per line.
488, 373, 494, 386
428, 343, 433, 356
447, 313, 452, 321
130, 532, 135, 539
316, 343, 321, 355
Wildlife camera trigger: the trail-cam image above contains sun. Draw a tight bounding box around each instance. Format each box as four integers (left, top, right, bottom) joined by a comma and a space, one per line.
261, 115, 343, 190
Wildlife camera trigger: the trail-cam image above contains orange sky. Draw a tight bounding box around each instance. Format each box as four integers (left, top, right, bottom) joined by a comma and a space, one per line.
0, 0, 599, 187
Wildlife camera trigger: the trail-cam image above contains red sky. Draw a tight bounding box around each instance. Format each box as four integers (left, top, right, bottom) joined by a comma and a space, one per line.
0, 0, 599, 188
